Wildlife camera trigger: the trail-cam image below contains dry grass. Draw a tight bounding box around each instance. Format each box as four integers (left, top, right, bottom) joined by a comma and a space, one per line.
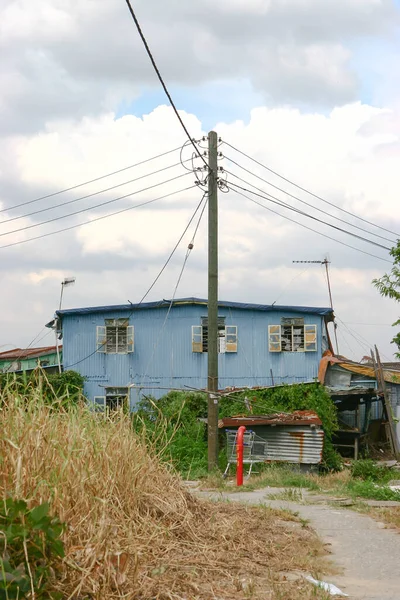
0, 395, 332, 599
356, 505, 400, 531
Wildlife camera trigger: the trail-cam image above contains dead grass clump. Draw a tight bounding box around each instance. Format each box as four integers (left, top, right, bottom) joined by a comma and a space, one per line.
0, 396, 330, 599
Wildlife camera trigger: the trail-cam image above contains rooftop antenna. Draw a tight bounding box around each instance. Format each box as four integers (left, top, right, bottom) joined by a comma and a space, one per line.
292, 258, 339, 355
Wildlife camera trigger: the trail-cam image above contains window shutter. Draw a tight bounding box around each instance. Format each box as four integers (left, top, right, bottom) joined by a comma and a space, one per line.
96, 326, 107, 352
268, 325, 282, 352
93, 396, 106, 412
225, 325, 238, 353
192, 325, 203, 353
127, 326, 134, 353
304, 324, 317, 352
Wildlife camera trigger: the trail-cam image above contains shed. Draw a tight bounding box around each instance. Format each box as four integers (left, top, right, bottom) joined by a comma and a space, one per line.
219, 411, 324, 470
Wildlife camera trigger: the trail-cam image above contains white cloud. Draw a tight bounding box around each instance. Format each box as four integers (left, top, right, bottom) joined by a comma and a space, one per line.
0, 102, 400, 359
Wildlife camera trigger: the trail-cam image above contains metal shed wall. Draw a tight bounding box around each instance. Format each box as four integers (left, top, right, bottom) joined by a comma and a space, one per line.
226, 424, 324, 465
61, 303, 329, 406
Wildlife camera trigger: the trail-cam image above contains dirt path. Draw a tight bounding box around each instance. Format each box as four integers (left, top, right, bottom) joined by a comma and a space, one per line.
195, 487, 400, 600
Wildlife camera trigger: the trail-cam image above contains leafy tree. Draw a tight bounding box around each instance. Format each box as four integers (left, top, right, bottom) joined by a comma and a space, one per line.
373, 242, 400, 357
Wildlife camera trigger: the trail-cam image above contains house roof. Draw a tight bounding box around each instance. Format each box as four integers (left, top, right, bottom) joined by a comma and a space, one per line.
57, 297, 333, 318
0, 346, 60, 361
319, 351, 400, 386
219, 410, 322, 428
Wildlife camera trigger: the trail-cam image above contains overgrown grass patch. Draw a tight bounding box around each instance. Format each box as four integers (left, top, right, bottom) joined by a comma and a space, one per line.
0, 391, 332, 599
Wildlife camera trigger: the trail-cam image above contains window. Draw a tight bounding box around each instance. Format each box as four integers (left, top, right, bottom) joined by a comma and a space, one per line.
94, 388, 129, 413
96, 319, 134, 354
192, 317, 238, 353
268, 319, 317, 353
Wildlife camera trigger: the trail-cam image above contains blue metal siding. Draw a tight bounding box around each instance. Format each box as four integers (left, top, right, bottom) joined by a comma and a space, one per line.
62, 305, 327, 405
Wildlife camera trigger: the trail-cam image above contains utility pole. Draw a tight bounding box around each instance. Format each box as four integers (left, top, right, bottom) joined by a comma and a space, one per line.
292, 259, 339, 355
207, 131, 219, 470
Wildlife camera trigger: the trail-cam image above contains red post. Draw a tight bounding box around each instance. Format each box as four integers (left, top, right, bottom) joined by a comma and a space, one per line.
236, 425, 246, 486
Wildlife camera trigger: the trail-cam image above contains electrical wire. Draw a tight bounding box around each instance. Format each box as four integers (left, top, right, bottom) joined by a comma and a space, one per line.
227, 176, 391, 251
0, 158, 193, 226
3, 326, 48, 372
63, 190, 208, 369
0, 145, 183, 214
0, 183, 197, 250
224, 154, 396, 245
0, 172, 192, 239
139, 193, 208, 387
123, 0, 208, 168
230, 185, 392, 264
223, 141, 400, 239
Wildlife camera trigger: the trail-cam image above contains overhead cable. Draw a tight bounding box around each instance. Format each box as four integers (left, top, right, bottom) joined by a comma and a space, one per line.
0, 158, 194, 226
223, 141, 400, 239
227, 176, 391, 251
0, 172, 192, 239
63, 190, 207, 368
224, 154, 396, 245
123, 0, 208, 168
1, 145, 184, 214
0, 183, 197, 250
231, 185, 392, 264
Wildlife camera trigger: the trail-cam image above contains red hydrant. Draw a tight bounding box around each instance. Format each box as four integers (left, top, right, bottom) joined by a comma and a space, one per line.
236, 425, 246, 486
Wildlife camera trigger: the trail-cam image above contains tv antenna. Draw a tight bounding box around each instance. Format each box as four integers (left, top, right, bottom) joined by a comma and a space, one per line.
292, 258, 339, 354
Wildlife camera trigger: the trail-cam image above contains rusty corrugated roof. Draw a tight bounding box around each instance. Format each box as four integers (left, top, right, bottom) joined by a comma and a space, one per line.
0, 346, 60, 360
219, 410, 322, 428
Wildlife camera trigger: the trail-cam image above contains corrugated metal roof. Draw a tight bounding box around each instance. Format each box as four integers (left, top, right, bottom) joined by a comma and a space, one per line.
219, 410, 322, 428
319, 351, 400, 386
0, 346, 60, 360
57, 297, 333, 318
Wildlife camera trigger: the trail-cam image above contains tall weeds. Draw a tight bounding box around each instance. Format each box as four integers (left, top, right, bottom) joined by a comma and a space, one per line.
0, 392, 330, 599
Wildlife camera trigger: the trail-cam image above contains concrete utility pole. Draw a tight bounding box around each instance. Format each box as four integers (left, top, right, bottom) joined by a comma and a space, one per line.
207, 131, 219, 470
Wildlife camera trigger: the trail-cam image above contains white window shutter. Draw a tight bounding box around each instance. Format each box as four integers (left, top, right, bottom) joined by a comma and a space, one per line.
225, 325, 238, 353
268, 325, 282, 352
94, 396, 106, 412
192, 325, 203, 353
96, 326, 107, 352
304, 324, 317, 352
127, 326, 134, 353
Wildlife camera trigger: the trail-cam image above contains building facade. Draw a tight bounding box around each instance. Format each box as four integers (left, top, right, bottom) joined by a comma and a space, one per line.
58, 298, 333, 410
0, 346, 61, 374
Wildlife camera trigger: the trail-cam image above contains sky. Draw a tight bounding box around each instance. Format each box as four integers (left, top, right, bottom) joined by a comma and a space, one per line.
1, 0, 400, 361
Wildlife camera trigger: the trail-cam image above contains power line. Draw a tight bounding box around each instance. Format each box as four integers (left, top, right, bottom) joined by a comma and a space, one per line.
230, 185, 392, 264
227, 177, 391, 252
0, 158, 193, 226
63, 190, 208, 369
123, 0, 208, 168
0, 183, 197, 251
139, 199, 207, 387
0, 145, 183, 214
0, 172, 192, 240
224, 154, 396, 245
223, 141, 400, 239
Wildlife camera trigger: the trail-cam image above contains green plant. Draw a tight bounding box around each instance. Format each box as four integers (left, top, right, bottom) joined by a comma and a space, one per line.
0, 369, 84, 408
346, 480, 400, 502
350, 459, 394, 484
0, 498, 65, 599
219, 383, 340, 470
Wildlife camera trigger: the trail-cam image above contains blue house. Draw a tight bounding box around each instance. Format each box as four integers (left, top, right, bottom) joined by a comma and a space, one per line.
57, 298, 334, 410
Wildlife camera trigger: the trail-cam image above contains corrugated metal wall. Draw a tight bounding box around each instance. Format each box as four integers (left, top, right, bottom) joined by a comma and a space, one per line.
226, 424, 324, 465
62, 305, 327, 405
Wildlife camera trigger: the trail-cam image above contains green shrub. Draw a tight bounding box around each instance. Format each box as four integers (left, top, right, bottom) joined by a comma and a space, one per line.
0, 498, 65, 599
219, 382, 340, 470
346, 479, 400, 501
135, 383, 341, 475
351, 459, 394, 484
0, 369, 84, 408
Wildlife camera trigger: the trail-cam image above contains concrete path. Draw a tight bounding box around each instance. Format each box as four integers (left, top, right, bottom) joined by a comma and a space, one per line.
195, 487, 400, 600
